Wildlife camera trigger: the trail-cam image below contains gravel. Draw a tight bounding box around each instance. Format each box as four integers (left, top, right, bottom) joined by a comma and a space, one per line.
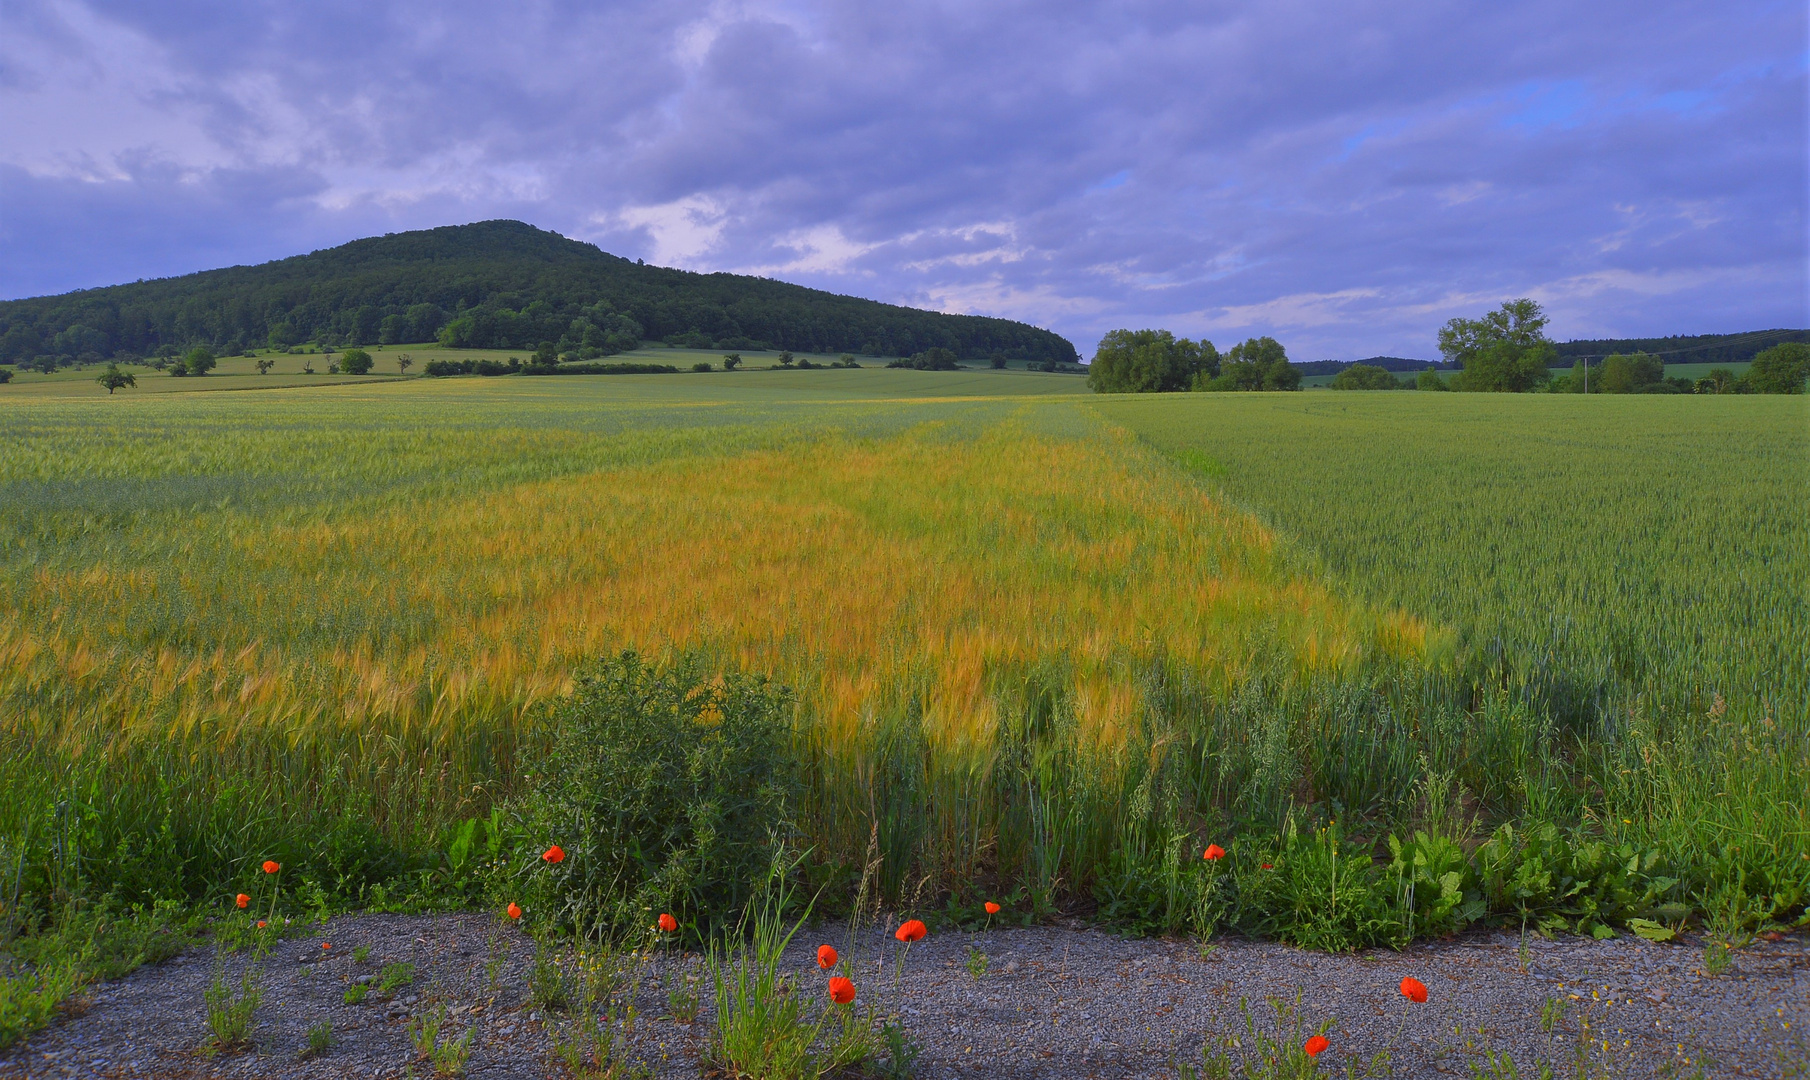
2, 915, 1803, 1079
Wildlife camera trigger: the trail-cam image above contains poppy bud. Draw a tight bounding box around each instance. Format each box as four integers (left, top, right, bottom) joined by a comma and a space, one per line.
828, 976, 856, 1004
817, 944, 838, 969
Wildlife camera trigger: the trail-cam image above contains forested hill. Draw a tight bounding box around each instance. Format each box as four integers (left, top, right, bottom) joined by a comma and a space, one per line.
1551, 328, 1806, 364
0, 220, 1079, 364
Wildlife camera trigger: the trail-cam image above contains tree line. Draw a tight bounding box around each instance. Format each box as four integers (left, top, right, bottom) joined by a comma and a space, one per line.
1085, 331, 1302, 393
0, 220, 1079, 368
1088, 300, 1808, 395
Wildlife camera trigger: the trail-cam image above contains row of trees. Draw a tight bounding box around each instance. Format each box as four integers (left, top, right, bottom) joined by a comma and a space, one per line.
1085, 331, 1301, 393
1090, 301, 1807, 396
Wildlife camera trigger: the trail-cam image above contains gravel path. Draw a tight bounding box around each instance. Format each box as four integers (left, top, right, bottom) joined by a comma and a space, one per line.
2, 916, 1803, 1079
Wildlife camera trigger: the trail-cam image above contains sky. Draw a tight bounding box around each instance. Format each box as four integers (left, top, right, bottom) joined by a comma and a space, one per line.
1, 1, 1805, 361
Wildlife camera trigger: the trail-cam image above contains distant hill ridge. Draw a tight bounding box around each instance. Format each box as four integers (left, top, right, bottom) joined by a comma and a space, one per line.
0, 220, 1079, 365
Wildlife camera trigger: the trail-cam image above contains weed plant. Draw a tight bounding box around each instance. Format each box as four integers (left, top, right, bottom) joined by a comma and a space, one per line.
378, 961, 415, 995
202, 946, 262, 1054
304, 1019, 333, 1057
408, 1004, 474, 1076
704, 856, 878, 1079
1178, 994, 1386, 1080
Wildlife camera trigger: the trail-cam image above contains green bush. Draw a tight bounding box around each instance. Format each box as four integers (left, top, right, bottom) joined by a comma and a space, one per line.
339, 348, 374, 375
523, 652, 801, 940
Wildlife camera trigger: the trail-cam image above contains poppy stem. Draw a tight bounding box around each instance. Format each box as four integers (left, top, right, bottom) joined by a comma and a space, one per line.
264, 869, 281, 945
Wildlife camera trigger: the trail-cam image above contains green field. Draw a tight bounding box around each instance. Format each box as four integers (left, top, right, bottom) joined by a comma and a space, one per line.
1, 371, 1805, 1035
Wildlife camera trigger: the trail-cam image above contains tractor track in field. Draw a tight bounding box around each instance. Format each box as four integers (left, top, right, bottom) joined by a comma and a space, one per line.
2, 915, 1804, 1079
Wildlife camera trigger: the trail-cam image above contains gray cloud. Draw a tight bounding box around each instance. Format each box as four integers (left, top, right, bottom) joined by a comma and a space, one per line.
1, 0, 1802, 358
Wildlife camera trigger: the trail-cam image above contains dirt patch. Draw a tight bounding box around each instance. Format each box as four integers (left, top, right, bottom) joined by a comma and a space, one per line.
2, 915, 1803, 1078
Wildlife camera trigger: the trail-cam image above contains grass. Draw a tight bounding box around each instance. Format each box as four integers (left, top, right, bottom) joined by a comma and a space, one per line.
0, 376, 1803, 1048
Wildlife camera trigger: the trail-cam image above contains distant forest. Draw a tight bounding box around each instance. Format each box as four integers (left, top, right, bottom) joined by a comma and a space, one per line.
1549, 329, 1807, 365
1293, 356, 1456, 376
0, 220, 1079, 365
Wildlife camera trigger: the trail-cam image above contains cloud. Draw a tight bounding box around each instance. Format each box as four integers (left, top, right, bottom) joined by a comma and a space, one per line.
1, 0, 1803, 358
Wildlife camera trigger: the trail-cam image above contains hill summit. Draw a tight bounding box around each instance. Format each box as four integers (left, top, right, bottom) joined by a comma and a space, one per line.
0, 220, 1079, 365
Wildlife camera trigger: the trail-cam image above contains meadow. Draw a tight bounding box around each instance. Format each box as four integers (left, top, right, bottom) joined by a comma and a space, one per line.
0, 371, 1804, 994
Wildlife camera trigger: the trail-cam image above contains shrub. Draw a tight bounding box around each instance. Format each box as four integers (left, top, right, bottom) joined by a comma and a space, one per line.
339, 349, 374, 375
1328, 363, 1402, 390
181, 348, 217, 376
523, 652, 801, 939
887, 347, 959, 371
693, 362, 713, 372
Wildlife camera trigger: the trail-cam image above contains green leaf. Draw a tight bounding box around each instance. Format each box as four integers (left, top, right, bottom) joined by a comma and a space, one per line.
1626, 918, 1676, 942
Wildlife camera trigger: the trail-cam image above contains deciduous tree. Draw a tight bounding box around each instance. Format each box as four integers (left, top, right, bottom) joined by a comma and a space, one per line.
95, 363, 137, 394
1440, 300, 1554, 392
1746, 342, 1809, 393
1086, 329, 1218, 393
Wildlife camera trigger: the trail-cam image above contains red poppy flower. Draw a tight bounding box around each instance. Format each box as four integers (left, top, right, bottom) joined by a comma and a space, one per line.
1261, 863, 1273, 870
828, 976, 856, 1004
817, 945, 839, 969
235, 893, 250, 909
658, 913, 678, 933
256, 920, 267, 929
262, 860, 281, 874
321, 942, 331, 951
1400, 976, 1428, 1003
1202, 844, 1226, 861
507, 902, 522, 920
542, 845, 566, 864
984, 902, 1001, 915
1304, 1035, 1329, 1057
894, 919, 927, 943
